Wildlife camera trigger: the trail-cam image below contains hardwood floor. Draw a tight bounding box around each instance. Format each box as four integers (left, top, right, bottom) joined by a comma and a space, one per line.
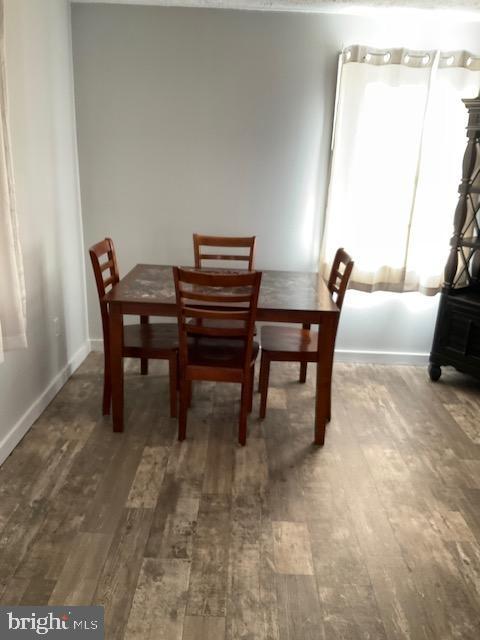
1, 353, 480, 639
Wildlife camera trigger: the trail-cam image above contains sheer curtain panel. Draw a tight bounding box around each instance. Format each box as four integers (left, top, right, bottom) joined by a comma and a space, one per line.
0, 0, 26, 362
321, 45, 480, 295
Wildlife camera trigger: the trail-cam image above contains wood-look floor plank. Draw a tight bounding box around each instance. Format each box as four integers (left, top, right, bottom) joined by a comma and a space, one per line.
182, 615, 225, 640
0, 576, 29, 605
124, 558, 190, 640
81, 437, 145, 534
14, 500, 85, 581
49, 532, 113, 606
233, 437, 268, 496
20, 577, 56, 606
126, 446, 169, 508
226, 494, 264, 640
275, 574, 324, 640
0, 500, 50, 595
164, 438, 209, 498
0, 355, 480, 639
444, 403, 480, 446
28, 439, 85, 504
266, 387, 288, 410
186, 495, 231, 616
272, 521, 314, 576
318, 582, 388, 640
258, 493, 281, 640
54, 427, 122, 511
146, 492, 199, 561
0, 497, 18, 534
376, 481, 479, 640
365, 554, 434, 640
0, 432, 64, 501
202, 422, 234, 495
264, 411, 308, 523
93, 508, 154, 639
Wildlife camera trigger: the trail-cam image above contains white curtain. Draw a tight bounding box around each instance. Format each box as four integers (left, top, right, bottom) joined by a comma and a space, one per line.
0, 0, 26, 362
321, 45, 480, 294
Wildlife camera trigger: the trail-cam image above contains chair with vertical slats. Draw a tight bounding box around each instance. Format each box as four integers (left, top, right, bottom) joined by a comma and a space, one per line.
89, 238, 179, 417
258, 248, 354, 420
173, 267, 262, 445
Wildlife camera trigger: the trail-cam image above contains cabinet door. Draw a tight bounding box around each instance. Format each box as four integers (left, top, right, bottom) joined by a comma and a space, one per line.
439, 305, 470, 356
440, 303, 480, 362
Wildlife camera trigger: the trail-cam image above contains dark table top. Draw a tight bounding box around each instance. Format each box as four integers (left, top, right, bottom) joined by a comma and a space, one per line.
104, 264, 339, 320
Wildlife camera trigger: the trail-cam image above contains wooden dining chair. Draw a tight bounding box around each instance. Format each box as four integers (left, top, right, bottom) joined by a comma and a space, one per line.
258, 248, 354, 420
193, 234, 257, 337
193, 234, 256, 270
89, 238, 179, 417
173, 267, 262, 445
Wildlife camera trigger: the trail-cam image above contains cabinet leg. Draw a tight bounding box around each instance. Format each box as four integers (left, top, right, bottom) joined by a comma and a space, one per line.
428, 363, 442, 382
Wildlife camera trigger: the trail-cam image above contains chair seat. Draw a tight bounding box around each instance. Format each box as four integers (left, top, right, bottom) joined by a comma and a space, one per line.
188, 337, 259, 369
260, 325, 318, 355
123, 323, 178, 356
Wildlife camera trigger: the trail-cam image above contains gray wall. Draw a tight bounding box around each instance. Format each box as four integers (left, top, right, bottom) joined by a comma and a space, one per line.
72, 4, 480, 356
0, 0, 87, 460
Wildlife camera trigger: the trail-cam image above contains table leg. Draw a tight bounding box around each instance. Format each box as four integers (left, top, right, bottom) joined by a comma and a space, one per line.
299, 323, 310, 382
140, 315, 149, 375
109, 304, 124, 432
314, 315, 337, 445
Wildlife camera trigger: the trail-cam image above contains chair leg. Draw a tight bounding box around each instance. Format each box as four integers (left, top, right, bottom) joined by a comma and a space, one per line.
103, 348, 111, 416
248, 365, 254, 413
327, 377, 332, 423
178, 379, 188, 441
321, 355, 333, 424
239, 381, 249, 446
169, 354, 178, 418
299, 362, 307, 383
259, 353, 271, 420
140, 315, 149, 375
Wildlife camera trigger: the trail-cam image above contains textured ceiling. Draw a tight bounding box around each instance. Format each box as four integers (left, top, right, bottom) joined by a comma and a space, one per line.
71, 0, 480, 14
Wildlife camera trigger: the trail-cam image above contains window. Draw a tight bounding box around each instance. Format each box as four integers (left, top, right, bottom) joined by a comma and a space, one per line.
321, 46, 480, 295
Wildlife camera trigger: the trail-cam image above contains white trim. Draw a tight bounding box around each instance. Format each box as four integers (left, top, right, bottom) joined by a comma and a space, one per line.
69, 0, 480, 20
0, 342, 90, 466
334, 349, 429, 365
89, 337, 428, 364
90, 338, 104, 352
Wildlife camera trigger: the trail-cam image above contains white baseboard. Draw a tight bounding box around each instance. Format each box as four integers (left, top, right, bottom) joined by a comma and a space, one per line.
0, 342, 91, 466
91, 337, 428, 365
334, 349, 429, 365
89, 338, 104, 352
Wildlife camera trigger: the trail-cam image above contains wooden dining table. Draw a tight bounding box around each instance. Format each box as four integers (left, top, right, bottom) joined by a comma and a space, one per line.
104, 264, 339, 445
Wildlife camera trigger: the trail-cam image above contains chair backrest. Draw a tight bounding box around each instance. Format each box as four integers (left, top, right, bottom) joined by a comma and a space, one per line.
193, 234, 256, 270
173, 267, 262, 373
327, 248, 354, 310
89, 238, 120, 338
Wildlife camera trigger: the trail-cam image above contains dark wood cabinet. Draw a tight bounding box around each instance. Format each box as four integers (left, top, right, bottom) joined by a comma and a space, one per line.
429, 94, 480, 381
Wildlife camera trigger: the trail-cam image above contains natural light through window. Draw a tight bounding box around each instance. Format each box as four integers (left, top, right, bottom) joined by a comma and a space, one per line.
321, 46, 480, 295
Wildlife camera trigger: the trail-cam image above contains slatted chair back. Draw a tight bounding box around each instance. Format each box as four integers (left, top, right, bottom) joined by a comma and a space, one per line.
193, 234, 256, 270
173, 267, 261, 374
89, 238, 120, 336
327, 248, 354, 310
